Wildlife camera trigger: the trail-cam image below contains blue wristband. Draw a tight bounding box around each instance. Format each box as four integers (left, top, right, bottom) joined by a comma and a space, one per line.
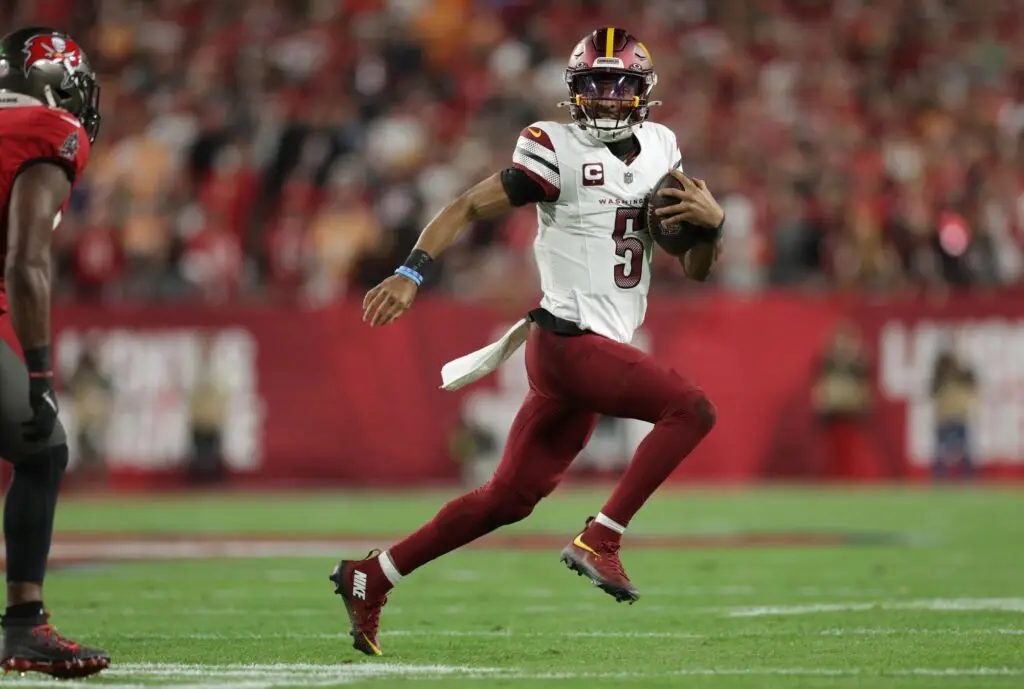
394, 266, 423, 286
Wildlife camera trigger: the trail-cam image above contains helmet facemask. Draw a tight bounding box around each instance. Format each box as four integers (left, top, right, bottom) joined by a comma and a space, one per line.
42, 60, 101, 144
71, 71, 101, 143
563, 69, 659, 142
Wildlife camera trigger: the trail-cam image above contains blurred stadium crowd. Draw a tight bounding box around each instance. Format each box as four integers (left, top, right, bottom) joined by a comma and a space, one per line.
8, 0, 1024, 304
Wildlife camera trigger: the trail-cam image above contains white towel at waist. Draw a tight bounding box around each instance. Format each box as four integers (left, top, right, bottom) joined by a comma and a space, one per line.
440, 317, 530, 391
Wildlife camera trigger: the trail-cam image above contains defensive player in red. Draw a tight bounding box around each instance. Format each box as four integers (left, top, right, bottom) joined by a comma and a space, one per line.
0, 27, 110, 677
331, 28, 724, 656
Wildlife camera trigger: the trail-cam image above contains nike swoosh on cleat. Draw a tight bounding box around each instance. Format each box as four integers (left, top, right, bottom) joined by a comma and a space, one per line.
573, 534, 600, 558
363, 634, 382, 656
528, 128, 543, 138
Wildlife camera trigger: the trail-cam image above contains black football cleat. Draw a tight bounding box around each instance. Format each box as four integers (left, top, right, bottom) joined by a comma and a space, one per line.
1, 612, 110, 679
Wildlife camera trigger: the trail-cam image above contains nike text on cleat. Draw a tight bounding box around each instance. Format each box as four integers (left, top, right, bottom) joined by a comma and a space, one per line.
559, 518, 640, 604
329, 551, 388, 656
352, 570, 367, 600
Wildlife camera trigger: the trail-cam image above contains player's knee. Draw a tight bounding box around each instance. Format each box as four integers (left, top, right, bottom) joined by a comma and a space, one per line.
480, 479, 540, 526
15, 443, 68, 480
50, 417, 68, 447
665, 389, 717, 436
1, 415, 68, 469
692, 394, 717, 435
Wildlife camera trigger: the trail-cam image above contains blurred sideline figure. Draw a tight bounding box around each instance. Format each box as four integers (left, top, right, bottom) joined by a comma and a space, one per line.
65, 339, 112, 487
930, 347, 978, 480
186, 334, 228, 485
813, 322, 878, 480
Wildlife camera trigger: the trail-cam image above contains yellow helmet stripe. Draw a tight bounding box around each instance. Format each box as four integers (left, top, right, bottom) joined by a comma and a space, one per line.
605, 27, 615, 57
637, 41, 653, 65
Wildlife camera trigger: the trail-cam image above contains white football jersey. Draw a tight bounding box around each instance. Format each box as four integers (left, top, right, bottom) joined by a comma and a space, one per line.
512, 120, 681, 343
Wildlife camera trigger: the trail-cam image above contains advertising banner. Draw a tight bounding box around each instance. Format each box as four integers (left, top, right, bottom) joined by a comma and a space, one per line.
2, 291, 1019, 487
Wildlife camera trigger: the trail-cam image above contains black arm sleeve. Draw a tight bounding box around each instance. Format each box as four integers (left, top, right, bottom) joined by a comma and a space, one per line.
500, 166, 549, 207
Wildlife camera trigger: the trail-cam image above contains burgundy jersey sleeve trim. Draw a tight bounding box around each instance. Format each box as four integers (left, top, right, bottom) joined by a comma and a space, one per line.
512, 125, 560, 203
511, 163, 558, 203
519, 126, 555, 153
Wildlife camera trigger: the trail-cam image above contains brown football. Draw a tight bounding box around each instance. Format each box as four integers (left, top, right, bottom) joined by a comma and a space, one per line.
645, 171, 704, 256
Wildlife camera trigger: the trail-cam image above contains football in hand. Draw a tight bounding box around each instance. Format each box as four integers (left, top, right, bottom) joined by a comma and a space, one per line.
645, 171, 703, 256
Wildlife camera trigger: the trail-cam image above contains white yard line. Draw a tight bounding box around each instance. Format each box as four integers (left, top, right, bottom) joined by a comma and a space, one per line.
17, 663, 1022, 687
86, 585, 894, 603
819, 627, 1024, 636
728, 598, 1024, 617
28, 538, 911, 566
100, 597, 1024, 618
5, 662, 1022, 687
119, 627, 1024, 641
6, 684, 275, 689
45, 541, 383, 560
518, 668, 1024, 679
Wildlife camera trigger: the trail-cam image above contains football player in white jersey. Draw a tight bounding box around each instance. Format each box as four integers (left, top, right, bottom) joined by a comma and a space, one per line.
331, 28, 725, 657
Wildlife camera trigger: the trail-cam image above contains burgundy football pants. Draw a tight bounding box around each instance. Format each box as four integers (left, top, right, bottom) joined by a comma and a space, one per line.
387, 325, 716, 576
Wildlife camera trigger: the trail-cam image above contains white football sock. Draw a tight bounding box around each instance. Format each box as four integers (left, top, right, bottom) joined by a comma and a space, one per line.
378, 550, 404, 585
594, 512, 626, 534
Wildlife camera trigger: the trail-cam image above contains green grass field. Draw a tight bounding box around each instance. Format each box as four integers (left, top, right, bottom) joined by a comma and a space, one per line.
24, 487, 1024, 688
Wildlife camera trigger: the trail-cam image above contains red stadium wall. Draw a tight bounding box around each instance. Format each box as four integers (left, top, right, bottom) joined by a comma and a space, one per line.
3, 292, 1023, 486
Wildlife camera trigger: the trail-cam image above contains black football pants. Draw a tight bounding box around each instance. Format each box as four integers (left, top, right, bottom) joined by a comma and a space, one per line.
0, 339, 67, 584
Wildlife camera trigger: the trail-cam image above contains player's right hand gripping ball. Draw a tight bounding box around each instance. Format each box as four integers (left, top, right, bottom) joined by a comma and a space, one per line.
644, 171, 703, 257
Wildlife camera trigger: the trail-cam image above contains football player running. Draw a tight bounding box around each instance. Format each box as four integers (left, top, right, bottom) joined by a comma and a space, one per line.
0, 27, 110, 677
333, 28, 725, 657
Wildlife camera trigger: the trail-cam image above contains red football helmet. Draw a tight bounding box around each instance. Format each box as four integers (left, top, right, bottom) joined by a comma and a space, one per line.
561, 28, 660, 142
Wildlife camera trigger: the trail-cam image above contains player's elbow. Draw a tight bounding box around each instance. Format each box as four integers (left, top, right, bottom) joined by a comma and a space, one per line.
6, 229, 51, 281
6, 239, 48, 269
462, 193, 486, 223
465, 173, 513, 222
3, 261, 47, 311
5, 221, 51, 283
4, 254, 48, 286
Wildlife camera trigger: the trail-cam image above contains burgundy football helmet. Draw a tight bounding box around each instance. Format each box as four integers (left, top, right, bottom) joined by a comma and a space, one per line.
561, 28, 660, 142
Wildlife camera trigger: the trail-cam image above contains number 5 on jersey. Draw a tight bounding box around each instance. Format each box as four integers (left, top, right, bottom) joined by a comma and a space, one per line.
613, 207, 645, 289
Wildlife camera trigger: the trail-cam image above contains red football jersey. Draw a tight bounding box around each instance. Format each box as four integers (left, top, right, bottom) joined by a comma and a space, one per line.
0, 101, 92, 314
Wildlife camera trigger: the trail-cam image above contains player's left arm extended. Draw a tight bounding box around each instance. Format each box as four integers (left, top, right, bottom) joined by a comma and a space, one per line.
363, 172, 516, 326
5, 163, 71, 353
413, 173, 514, 258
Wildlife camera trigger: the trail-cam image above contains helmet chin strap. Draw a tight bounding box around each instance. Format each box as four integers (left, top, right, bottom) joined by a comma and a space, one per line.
43, 85, 58, 108
558, 99, 663, 143
587, 125, 634, 142
558, 103, 634, 142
